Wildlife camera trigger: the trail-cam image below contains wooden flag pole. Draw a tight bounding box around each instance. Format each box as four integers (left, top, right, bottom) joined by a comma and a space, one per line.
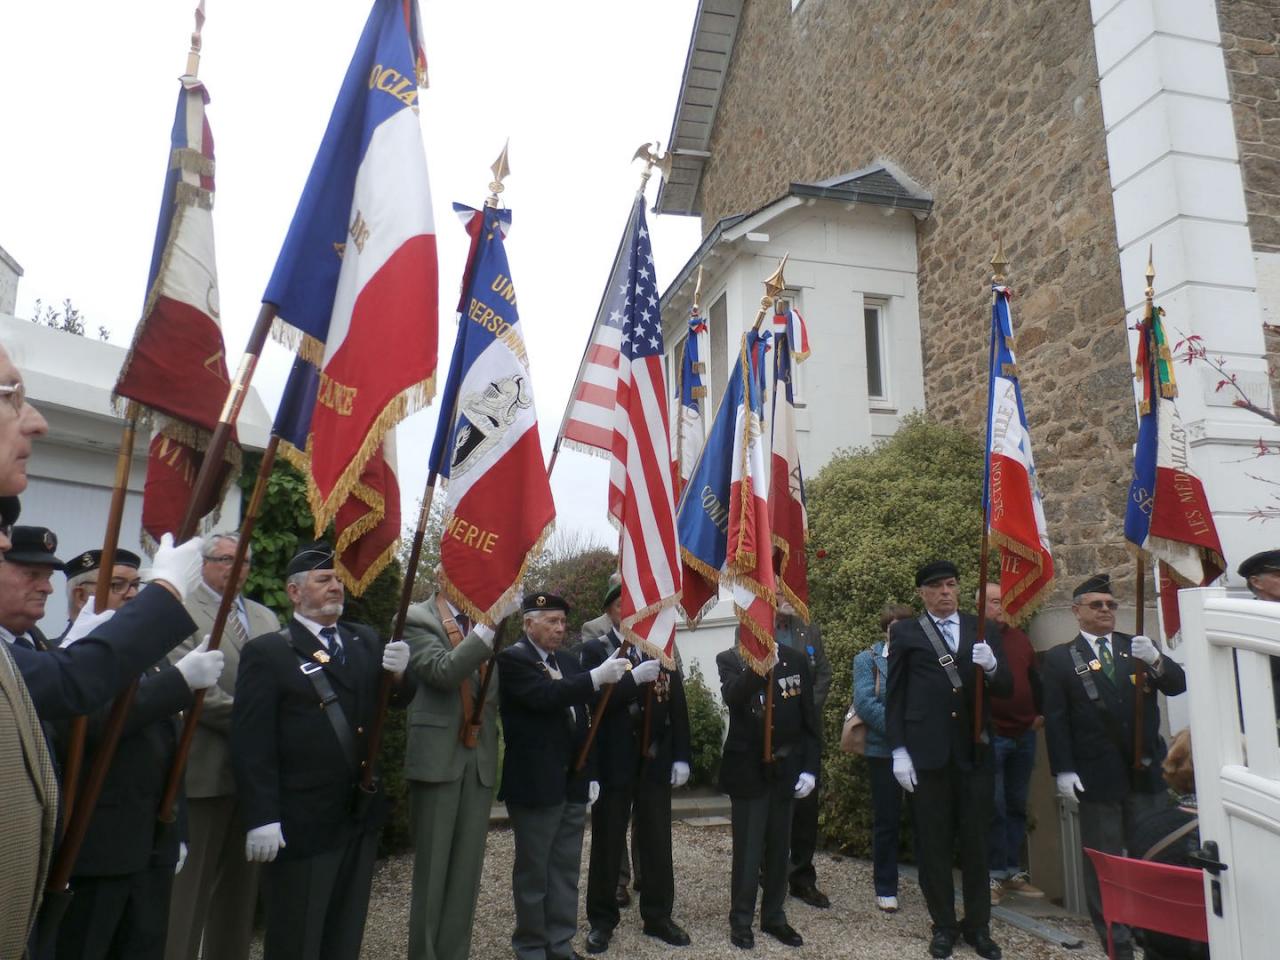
763, 666, 776, 764
157, 434, 280, 822
973, 533, 992, 744
47, 302, 279, 901
1133, 553, 1148, 771
576, 640, 631, 772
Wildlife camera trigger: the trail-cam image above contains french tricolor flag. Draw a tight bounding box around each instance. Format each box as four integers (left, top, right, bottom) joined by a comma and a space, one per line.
266, 0, 437, 533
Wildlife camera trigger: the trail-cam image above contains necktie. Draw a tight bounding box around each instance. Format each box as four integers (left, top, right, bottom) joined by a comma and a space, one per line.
320, 626, 345, 666
1097, 637, 1115, 681
456, 614, 471, 637
937, 618, 957, 652
544, 653, 563, 680
225, 601, 250, 649
12, 633, 34, 652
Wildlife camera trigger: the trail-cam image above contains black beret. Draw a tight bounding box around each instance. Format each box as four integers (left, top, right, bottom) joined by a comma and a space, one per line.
602, 582, 622, 608
915, 560, 959, 587
1238, 550, 1280, 580
65, 547, 142, 575
285, 541, 335, 578
0, 496, 20, 527
6, 526, 64, 569
1073, 574, 1113, 598
522, 591, 570, 615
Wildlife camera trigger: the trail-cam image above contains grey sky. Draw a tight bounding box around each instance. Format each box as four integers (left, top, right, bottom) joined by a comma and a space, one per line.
0, 0, 703, 546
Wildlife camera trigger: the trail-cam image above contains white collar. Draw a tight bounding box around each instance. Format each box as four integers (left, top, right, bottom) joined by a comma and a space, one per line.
0, 625, 19, 644
1079, 630, 1113, 646
293, 613, 340, 647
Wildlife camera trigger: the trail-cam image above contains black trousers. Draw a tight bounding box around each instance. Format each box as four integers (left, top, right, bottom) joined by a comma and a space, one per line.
729, 783, 792, 932
262, 825, 379, 960
788, 756, 821, 888
586, 778, 676, 930
56, 865, 174, 960
911, 759, 993, 936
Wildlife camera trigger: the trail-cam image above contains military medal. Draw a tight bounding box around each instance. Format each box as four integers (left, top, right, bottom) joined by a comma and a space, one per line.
1088, 659, 1101, 671
313, 650, 331, 665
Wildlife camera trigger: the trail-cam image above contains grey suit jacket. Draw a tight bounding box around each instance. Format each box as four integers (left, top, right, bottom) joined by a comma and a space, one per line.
170, 585, 280, 798
402, 593, 500, 788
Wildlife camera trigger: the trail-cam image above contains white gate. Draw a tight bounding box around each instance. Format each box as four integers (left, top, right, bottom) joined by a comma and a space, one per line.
1179, 587, 1280, 959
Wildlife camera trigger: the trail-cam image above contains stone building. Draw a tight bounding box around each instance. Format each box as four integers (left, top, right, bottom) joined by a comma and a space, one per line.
657, 0, 1279, 609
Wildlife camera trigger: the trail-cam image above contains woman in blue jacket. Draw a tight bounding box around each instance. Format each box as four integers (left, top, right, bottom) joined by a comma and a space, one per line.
853, 603, 915, 912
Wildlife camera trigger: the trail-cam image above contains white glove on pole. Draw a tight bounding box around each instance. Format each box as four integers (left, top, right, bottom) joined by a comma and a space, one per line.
176, 637, 225, 691
793, 772, 817, 799
175, 842, 188, 875
671, 760, 691, 787
892, 747, 917, 793
971, 641, 997, 673
1056, 772, 1085, 799
62, 597, 115, 646
474, 623, 496, 648
246, 823, 285, 862
587, 781, 601, 807
631, 659, 661, 684
589, 655, 629, 689
147, 533, 206, 602
381, 639, 410, 674
1130, 635, 1160, 666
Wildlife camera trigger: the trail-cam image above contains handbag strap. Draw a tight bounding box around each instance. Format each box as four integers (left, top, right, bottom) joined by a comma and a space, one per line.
917, 614, 963, 690
1141, 816, 1199, 862
283, 628, 360, 775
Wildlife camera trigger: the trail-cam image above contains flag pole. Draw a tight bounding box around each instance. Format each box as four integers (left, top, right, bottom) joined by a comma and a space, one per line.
157, 434, 280, 822
974, 243, 1009, 745
1132, 252, 1156, 771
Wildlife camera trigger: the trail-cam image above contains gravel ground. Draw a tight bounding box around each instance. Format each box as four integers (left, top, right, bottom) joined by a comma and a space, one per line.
298, 820, 1109, 960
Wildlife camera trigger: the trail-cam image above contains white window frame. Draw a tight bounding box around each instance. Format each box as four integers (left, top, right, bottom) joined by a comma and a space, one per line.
864, 299, 891, 408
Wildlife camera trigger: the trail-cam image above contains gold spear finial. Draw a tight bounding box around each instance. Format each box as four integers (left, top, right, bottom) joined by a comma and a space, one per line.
485, 140, 511, 209
751, 256, 789, 331
634, 142, 673, 189
1145, 244, 1156, 300
990, 238, 1009, 284
692, 266, 704, 316
185, 1, 205, 78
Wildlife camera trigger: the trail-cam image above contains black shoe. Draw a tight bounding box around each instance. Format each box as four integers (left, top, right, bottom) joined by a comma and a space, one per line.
963, 930, 1002, 959
761, 922, 803, 947
615, 884, 631, 908
585, 928, 611, 954
730, 928, 755, 949
643, 919, 691, 946
929, 929, 956, 959
789, 883, 830, 909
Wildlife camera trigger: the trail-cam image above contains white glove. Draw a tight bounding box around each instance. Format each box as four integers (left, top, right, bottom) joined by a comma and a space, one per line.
589, 655, 629, 689
587, 780, 601, 807
245, 822, 285, 862
147, 533, 206, 602
671, 760, 691, 787
1056, 772, 1085, 799
62, 597, 115, 646
794, 772, 817, 799
1130, 635, 1160, 666
892, 747, 917, 793
632, 659, 661, 684
971, 641, 997, 673
175, 841, 188, 874
474, 623, 496, 648
381, 639, 410, 674
176, 637, 225, 691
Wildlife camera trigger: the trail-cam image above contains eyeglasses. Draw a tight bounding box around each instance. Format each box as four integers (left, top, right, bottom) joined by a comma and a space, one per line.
109, 577, 143, 595
1083, 600, 1120, 611
205, 555, 237, 565
0, 382, 26, 414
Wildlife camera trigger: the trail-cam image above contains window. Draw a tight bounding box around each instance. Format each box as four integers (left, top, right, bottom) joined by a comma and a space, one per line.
864, 302, 888, 403
709, 293, 728, 411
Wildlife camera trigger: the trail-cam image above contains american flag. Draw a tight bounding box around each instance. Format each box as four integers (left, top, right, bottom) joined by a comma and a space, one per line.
561, 196, 681, 664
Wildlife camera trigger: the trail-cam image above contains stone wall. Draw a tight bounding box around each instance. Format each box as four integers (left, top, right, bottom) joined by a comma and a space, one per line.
695, 0, 1134, 604
1221, 1, 1280, 253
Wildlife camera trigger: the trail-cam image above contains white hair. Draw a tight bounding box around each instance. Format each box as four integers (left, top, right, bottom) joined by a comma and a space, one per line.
203, 531, 250, 562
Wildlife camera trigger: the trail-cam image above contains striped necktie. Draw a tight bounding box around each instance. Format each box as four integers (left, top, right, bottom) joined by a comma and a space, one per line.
1097, 637, 1115, 681
320, 626, 346, 666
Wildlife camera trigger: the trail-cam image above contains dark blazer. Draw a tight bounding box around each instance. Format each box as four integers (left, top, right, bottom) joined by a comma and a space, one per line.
776, 615, 833, 714
54, 664, 192, 875
1042, 632, 1187, 803
579, 631, 691, 788
13, 585, 197, 721
231, 617, 413, 859
496, 636, 595, 806
885, 611, 1012, 772
717, 643, 820, 799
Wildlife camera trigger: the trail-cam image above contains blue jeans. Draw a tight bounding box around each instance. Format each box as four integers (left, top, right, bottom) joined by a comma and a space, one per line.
866, 756, 903, 897
988, 730, 1036, 878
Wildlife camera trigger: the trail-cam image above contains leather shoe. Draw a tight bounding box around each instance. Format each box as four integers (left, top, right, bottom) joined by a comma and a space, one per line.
643, 919, 691, 946
730, 928, 755, 949
790, 883, 830, 908
963, 931, 1002, 959
929, 929, 956, 959
615, 884, 631, 908
761, 922, 803, 947
585, 928, 611, 954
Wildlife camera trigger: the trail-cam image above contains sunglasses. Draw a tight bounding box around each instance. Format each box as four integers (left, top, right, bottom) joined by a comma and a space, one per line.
1083, 600, 1120, 611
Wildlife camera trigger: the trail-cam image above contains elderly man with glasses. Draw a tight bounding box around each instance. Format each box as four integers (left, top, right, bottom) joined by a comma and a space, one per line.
60, 547, 146, 636
1041, 573, 1187, 960
165, 532, 281, 960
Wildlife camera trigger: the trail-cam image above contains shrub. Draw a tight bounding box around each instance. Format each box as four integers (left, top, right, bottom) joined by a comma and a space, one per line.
682, 661, 725, 788
809, 414, 984, 856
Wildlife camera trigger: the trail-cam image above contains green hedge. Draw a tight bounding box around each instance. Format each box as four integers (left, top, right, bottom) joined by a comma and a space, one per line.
682, 661, 725, 788
808, 414, 985, 856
